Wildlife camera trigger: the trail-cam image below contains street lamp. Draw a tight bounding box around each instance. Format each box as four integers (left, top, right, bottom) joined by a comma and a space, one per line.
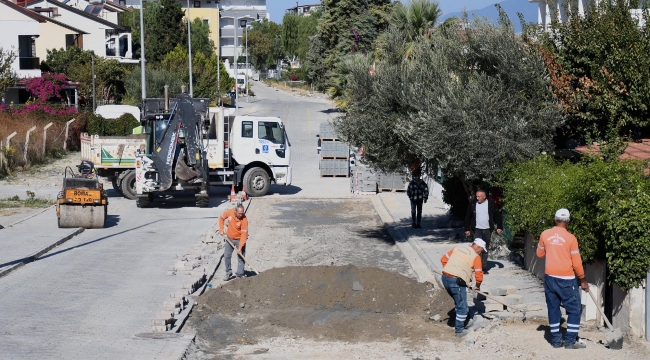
139, 0, 146, 100
186, 0, 193, 97
239, 19, 248, 102
234, 13, 238, 114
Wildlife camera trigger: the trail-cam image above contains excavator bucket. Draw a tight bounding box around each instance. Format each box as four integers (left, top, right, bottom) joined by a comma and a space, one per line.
58, 204, 106, 229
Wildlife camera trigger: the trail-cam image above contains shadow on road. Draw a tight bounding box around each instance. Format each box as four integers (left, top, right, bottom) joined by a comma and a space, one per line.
35, 216, 217, 262
105, 214, 120, 228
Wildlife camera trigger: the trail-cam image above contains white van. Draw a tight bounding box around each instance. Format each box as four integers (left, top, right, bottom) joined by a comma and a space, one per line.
95, 105, 141, 121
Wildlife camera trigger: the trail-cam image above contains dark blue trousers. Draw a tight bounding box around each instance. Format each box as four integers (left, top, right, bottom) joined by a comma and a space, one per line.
442, 275, 468, 333
544, 275, 582, 346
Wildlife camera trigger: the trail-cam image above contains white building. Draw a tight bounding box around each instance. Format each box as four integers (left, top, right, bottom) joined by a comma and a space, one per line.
218, 0, 267, 60
530, 0, 647, 29
24, 0, 136, 62
0, 0, 43, 79
286, 3, 321, 16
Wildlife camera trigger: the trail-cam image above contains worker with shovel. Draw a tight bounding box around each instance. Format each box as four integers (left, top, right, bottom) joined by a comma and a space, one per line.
219, 204, 249, 281
537, 208, 589, 349
440, 239, 485, 338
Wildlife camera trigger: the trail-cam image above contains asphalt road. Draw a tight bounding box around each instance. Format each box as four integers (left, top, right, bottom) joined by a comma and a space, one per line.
0, 81, 352, 359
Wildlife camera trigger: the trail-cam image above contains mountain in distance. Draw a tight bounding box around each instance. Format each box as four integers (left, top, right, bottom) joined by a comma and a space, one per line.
439, 0, 539, 33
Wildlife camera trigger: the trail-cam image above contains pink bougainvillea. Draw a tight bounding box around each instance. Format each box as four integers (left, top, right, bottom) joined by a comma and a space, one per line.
15, 73, 77, 115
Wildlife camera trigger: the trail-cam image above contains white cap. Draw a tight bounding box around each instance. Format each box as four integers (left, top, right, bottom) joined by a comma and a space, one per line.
555, 208, 570, 221
473, 238, 486, 251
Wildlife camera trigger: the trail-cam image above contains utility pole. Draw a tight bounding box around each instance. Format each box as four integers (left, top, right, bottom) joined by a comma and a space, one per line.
186, 0, 193, 97
91, 55, 96, 112
234, 13, 238, 115
243, 19, 249, 102
139, 0, 146, 100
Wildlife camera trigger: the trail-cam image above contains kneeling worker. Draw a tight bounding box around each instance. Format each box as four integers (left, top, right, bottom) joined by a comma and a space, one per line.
219, 204, 248, 281
440, 239, 485, 337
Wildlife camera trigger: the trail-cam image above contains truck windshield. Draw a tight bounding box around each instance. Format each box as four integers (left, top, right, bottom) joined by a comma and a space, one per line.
258, 121, 283, 144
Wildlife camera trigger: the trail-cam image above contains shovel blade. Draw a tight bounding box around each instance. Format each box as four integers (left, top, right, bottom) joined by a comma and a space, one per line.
605, 328, 623, 350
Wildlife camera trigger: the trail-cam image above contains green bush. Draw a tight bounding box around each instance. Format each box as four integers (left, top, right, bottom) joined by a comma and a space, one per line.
498, 155, 650, 290
86, 113, 139, 136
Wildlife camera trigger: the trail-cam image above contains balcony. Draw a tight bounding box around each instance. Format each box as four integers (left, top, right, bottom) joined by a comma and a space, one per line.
19, 57, 40, 70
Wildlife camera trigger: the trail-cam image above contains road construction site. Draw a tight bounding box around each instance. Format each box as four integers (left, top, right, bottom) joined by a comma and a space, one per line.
1, 82, 649, 359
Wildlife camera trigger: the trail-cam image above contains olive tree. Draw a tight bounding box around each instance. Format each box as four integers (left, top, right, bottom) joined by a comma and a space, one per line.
334, 13, 564, 196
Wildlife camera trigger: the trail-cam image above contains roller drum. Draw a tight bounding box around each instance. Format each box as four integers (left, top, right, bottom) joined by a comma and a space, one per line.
58, 204, 106, 229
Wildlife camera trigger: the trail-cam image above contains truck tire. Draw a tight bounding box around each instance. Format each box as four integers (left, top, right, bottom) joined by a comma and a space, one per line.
111, 177, 125, 197
243, 167, 270, 197
195, 194, 209, 208
120, 170, 137, 200
136, 194, 153, 208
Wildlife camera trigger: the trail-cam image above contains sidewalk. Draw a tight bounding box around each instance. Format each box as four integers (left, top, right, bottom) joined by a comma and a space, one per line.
375, 191, 548, 319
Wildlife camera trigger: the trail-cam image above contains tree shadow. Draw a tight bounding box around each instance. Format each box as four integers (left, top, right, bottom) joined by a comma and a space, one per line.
354, 227, 396, 245
485, 260, 505, 272
319, 108, 340, 114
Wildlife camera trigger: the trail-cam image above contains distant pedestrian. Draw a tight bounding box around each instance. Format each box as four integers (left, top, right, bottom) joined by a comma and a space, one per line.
440, 239, 485, 338
537, 208, 589, 349
464, 189, 503, 273
406, 174, 429, 228
219, 204, 249, 281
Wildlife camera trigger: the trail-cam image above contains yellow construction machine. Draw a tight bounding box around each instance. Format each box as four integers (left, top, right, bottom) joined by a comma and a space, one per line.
57, 160, 108, 229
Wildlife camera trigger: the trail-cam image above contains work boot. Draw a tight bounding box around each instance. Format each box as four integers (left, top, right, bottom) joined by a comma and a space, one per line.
565, 342, 586, 349
236, 274, 246, 280
223, 273, 231, 281
455, 330, 469, 338
551, 341, 564, 348
412, 223, 417, 228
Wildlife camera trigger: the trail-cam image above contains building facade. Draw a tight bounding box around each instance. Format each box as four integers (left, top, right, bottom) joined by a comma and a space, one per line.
530, 0, 647, 29
218, 0, 267, 60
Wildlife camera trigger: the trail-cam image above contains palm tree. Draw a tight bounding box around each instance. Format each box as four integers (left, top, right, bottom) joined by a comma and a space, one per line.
391, 0, 442, 40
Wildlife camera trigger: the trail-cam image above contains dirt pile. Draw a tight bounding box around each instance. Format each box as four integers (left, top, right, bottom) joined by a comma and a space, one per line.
190, 265, 455, 346
203, 265, 443, 314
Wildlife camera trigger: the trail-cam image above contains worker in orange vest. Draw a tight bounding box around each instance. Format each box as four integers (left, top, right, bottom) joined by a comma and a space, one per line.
219, 204, 249, 281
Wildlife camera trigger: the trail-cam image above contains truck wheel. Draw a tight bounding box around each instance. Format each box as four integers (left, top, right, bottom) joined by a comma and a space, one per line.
195, 194, 209, 208
120, 170, 137, 200
111, 177, 125, 196
243, 167, 270, 197
136, 194, 153, 208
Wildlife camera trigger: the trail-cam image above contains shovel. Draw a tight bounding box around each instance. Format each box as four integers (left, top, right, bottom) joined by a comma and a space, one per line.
587, 288, 623, 350
221, 234, 260, 275
430, 268, 527, 320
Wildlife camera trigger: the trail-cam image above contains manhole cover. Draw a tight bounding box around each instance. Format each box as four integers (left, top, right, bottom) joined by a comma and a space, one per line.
135, 332, 183, 340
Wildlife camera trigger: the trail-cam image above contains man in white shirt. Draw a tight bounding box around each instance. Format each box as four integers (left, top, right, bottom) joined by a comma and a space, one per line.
464, 189, 503, 273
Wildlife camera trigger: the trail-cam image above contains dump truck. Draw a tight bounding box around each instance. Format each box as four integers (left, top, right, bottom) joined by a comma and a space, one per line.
80, 94, 292, 205
57, 160, 108, 229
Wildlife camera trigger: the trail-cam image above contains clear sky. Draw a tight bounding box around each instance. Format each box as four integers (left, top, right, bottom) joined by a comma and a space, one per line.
266, 1, 505, 23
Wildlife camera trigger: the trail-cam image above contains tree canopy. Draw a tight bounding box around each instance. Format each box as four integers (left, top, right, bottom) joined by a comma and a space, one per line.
307, 0, 393, 89
333, 12, 564, 196
0, 47, 17, 98
526, 0, 650, 148
247, 19, 283, 70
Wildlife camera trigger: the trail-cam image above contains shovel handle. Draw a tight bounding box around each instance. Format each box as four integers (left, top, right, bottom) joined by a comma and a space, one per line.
221, 234, 260, 275
587, 288, 614, 330
430, 268, 523, 312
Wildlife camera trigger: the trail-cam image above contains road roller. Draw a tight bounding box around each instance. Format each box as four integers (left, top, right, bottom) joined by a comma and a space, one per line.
57, 160, 108, 229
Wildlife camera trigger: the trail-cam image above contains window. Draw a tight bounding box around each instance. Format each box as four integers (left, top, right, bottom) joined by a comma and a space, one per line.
65, 34, 75, 48
203, 19, 209, 25
193, 1, 201, 8
242, 121, 253, 138
258, 121, 283, 144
